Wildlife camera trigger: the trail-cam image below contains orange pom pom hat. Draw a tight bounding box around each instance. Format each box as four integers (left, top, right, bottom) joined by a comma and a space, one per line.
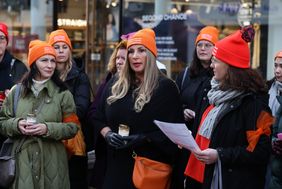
212, 26, 255, 69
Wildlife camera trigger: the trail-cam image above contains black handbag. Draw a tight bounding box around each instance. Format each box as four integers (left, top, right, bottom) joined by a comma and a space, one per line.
0, 148, 16, 188
0, 84, 22, 188
0, 138, 25, 188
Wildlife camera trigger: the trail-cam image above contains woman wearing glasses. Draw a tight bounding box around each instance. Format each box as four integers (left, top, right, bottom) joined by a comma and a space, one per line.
175, 26, 219, 189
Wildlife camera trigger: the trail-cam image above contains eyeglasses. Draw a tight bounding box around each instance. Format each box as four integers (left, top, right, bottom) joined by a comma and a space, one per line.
0, 36, 7, 42
196, 43, 213, 49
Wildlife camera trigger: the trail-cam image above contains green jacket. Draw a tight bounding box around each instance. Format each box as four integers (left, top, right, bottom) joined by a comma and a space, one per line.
0, 80, 79, 189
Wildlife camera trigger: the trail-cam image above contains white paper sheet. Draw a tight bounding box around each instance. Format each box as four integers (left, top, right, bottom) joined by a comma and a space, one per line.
154, 120, 200, 153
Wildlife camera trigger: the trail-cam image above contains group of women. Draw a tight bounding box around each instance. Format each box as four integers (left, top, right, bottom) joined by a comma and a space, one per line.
0, 25, 277, 189
0, 30, 90, 189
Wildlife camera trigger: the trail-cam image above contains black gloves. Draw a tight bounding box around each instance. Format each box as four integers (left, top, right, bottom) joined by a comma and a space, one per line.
118, 134, 147, 149
105, 131, 148, 149
272, 139, 282, 156
105, 131, 124, 148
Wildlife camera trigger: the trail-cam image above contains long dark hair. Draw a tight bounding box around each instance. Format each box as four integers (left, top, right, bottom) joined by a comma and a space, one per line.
220, 66, 268, 94
189, 49, 213, 78
21, 62, 67, 97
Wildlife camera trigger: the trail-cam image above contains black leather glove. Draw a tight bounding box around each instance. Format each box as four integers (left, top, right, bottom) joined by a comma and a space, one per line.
118, 134, 147, 149
272, 139, 282, 156
105, 131, 125, 148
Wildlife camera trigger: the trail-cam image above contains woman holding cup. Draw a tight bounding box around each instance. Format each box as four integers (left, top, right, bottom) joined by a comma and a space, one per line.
0, 40, 79, 189
93, 28, 183, 188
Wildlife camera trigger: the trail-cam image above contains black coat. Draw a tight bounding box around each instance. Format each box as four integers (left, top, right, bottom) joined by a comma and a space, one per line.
64, 62, 91, 189
175, 68, 212, 136
64, 62, 91, 120
202, 94, 272, 189
175, 67, 212, 189
94, 75, 183, 189
0, 50, 27, 148
0, 50, 27, 91
87, 72, 113, 189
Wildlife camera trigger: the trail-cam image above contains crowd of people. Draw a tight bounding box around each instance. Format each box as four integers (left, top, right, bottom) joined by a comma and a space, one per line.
0, 20, 281, 189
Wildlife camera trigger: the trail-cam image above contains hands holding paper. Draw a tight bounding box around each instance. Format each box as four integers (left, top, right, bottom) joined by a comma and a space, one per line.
153, 120, 219, 165
193, 148, 218, 165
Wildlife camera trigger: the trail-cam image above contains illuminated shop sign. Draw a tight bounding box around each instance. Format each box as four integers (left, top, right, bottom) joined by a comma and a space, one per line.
57, 18, 87, 27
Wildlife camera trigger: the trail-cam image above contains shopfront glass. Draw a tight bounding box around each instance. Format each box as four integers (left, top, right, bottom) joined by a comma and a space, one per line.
0, 0, 54, 65
121, 0, 272, 79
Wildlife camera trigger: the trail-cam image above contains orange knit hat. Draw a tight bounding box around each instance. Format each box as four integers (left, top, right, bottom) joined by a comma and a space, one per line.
28, 40, 56, 67
212, 26, 255, 69
274, 51, 282, 61
48, 29, 72, 49
195, 26, 219, 45
127, 28, 157, 57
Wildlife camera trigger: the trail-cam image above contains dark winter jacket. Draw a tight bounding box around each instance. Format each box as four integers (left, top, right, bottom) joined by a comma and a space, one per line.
269, 95, 282, 189
202, 94, 272, 189
87, 72, 114, 189
64, 62, 90, 121
175, 67, 213, 136
93, 75, 183, 189
175, 67, 213, 189
64, 61, 91, 189
0, 50, 28, 149
0, 50, 28, 91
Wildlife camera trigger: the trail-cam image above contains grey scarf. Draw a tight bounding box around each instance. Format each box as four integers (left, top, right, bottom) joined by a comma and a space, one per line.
268, 80, 282, 116
198, 78, 244, 139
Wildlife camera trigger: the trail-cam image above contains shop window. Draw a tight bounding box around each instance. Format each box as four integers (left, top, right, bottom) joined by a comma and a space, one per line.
122, 0, 267, 79
0, 0, 53, 64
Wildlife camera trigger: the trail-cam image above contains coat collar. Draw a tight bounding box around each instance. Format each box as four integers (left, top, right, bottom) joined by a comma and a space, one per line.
65, 62, 80, 81
41, 79, 58, 99
0, 50, 13, 69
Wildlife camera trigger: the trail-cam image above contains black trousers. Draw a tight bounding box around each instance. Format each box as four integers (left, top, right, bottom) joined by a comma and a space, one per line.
69, 155, 88, 189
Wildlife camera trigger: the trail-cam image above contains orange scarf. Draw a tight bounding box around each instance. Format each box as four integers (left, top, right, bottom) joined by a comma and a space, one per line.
185, 105, 214, 183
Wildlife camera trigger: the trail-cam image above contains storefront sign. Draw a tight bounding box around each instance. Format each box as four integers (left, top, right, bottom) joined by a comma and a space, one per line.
57, 18, 87, 27
126, 13, 188, 62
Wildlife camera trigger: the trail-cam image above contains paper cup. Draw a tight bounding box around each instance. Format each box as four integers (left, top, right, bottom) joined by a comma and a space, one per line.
118, 124, 130, 136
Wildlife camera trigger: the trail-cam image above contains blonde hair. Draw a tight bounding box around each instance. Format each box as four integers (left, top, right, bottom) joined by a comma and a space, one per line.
59, 52, 73, 81
107, 40, 127, 73
107, 49, 159, 112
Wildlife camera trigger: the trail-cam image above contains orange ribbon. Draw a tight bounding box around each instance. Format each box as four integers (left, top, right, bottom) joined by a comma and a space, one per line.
62, 113, 86, 157
246, 111, 274, 152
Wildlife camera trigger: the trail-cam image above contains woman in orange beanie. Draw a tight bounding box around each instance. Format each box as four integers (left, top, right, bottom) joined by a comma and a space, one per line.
92, 28, 183, 189
0, 40, 79, 188
48, 29, 90, 189
185, 26, 273, 189
175, 26, 219, 189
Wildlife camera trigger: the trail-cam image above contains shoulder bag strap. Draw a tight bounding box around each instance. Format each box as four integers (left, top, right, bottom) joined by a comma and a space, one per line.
13, 84, 21, 117
181, 67, 189, 91
9, 58, 16, 77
